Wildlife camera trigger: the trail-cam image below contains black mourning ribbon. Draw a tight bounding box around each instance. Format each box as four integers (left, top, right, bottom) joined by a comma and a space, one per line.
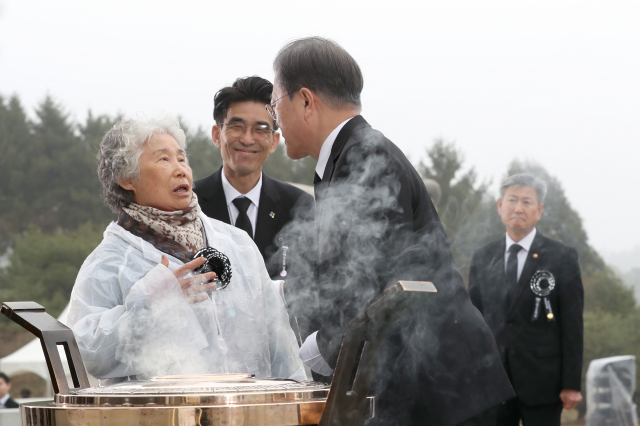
506, 244, 522, 303
193, 247, 232, 290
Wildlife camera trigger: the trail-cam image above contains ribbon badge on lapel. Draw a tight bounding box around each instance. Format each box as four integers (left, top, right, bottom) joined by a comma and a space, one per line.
278, 237, 288, 277
530, 270, 556, 322
193, 247, 233, 291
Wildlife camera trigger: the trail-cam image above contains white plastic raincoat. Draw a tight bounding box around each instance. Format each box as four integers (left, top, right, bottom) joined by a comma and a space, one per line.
67, 212, 306, 381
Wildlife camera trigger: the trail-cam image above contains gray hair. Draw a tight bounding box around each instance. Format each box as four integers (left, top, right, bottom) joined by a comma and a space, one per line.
500, 173, 547, 204
273, 36, 363, 109
97, 115, 187, 212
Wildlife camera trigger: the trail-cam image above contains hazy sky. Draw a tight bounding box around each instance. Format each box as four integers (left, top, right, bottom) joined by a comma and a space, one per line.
1, 0, 638, 254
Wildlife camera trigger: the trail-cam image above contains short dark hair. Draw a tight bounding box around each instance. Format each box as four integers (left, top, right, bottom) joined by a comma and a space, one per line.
213, 76, 276, 129
0, 372, 10, 384
274, 37, 363, 108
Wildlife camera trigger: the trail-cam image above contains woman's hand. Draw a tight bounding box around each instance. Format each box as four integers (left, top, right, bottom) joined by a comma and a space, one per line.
161, 255, 217, 303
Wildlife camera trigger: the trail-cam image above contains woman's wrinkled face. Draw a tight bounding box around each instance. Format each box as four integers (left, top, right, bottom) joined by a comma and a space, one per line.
120, 134, 193, 211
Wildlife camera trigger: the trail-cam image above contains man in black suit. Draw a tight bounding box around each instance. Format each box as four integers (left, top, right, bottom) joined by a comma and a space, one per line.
269, 36, 514, 426
194, 76, 313, 279
468, 173, 584, 426
0, 372, 19, 409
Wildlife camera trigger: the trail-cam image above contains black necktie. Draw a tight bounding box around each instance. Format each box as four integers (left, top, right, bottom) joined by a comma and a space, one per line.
313, 172, 322, 201
233, 197, 253, 238
506, 244, 523, 300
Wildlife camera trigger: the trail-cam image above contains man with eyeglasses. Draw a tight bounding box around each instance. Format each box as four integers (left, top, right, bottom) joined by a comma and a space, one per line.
194, 76, 313, 279
270, 37, 514, 426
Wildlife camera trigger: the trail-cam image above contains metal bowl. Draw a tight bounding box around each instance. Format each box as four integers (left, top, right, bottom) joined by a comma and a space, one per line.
22, 374, 330, 426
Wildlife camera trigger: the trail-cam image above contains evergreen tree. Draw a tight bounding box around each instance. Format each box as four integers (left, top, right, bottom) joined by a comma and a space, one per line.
0, 222, 104, 317
0, 96, 33, 250
28, 97, 112, 230
0, 96, 115, 242
183, 124, 223, 181
263, 142, 316, 185
419, 139, 501, 280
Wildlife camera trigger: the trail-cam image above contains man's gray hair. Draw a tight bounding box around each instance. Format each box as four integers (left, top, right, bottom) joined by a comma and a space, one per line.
273, 36, 363, 109
97, 115, 187, 212
500, 173, 547, 204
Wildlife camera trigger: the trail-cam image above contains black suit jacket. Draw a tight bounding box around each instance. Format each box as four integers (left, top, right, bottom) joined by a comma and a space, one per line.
285, 116, 514, 426
468, 231, 584, 406
3, 397, 19, 408
194, 167, 314, 279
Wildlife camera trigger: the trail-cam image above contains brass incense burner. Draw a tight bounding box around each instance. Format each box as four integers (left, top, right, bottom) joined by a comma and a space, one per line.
2, 281, 436, 426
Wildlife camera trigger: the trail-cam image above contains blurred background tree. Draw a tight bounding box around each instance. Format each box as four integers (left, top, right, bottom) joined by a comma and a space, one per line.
0, 222, 104, 319
419, 139, 503, 280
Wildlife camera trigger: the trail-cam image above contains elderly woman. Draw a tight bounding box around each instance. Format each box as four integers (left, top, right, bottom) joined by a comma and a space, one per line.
67, 115, 306, 382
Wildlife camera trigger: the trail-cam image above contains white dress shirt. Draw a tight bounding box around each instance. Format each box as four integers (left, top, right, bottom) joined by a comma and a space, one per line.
299, 118, 355, 376
0, 393, 10, 408
221, 171, 262, 239
505, 228, 537, 282
315, 117, 354, 180
220, 171, 284, 301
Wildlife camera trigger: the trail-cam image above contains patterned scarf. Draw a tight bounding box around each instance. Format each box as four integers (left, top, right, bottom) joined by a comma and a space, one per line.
118, 193, 205, 261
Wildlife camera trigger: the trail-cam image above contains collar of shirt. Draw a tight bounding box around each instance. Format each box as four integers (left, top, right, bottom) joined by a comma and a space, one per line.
0, 393, 10, 407
221, 170, 262, 208
505, 228, 537, 254
315, 117, 354, 180
504, 228, 537, 280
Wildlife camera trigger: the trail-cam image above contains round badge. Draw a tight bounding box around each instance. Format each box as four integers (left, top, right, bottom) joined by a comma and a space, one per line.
530, 270, 555, 297
193, 247, 232, 290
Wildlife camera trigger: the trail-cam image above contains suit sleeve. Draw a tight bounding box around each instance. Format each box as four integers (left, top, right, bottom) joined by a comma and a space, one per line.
468, 252, 484, 314
559, 247, 584, 391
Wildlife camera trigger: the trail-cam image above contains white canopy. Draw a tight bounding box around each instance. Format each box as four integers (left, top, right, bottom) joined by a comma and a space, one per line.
0, 304, 70, 380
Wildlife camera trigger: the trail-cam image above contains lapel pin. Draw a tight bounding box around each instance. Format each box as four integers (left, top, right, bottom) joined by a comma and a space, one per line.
269, 211, 275, 218
533, 253, 538, 259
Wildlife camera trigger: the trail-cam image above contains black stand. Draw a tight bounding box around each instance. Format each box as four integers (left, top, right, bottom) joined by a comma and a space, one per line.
1, 301, 89, 394
320, 280, 437, 426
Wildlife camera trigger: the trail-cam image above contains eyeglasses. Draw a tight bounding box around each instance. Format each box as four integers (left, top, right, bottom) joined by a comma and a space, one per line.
266, 92, 293, 121
223, 121, 274, 141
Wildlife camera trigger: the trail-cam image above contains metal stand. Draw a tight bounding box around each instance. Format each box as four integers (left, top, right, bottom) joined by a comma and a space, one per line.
1, 301, 89, 394
320, 280, 437, 426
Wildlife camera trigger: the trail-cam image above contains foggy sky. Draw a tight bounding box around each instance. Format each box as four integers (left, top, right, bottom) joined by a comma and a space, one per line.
0, 0, 638, 254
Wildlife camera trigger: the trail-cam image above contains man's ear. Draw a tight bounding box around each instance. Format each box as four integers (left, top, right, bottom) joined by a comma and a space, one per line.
212, 125, 222, 148
119, 179, 135, 191
298, 88, 315, 121
269, 132, 280, 154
